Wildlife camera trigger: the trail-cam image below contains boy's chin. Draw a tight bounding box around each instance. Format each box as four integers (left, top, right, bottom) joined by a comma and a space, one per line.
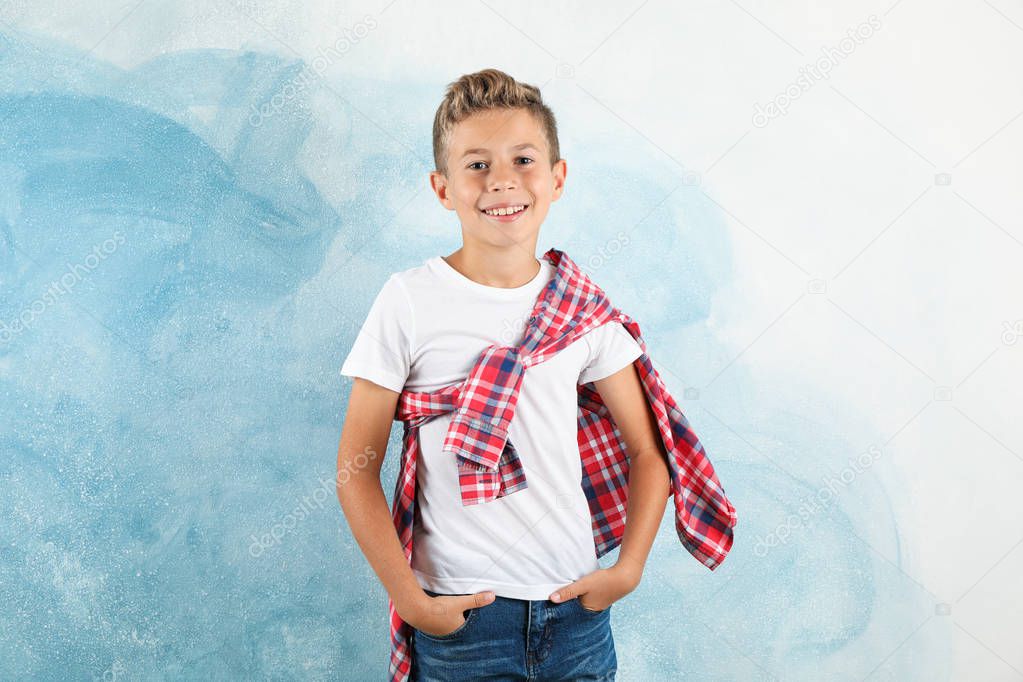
470, 225, 540, 246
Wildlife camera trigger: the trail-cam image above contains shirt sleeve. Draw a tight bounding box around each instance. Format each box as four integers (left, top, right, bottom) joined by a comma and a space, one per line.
578, 321, 643, 385
340, 274, 415, 393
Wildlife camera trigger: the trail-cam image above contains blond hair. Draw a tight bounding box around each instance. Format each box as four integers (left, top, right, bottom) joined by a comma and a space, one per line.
432, 68, 560, 175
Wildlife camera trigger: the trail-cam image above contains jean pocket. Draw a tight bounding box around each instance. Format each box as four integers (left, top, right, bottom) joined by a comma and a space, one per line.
415, 607, 478, 641
573, 597, 611, 615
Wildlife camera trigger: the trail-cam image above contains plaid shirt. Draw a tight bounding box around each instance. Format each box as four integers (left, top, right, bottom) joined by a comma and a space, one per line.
383, 247, 737, 682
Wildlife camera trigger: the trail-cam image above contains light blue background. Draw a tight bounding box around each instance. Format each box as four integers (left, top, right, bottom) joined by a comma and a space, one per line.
6, 2, 1018, 679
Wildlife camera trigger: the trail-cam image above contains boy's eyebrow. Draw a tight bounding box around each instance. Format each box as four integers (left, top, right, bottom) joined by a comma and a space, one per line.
460, 142, 539, 159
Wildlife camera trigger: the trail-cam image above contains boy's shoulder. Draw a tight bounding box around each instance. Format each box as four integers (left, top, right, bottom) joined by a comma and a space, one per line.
370, 255, 460, 315
372, 257, 436, 302
386, 255, 441, 287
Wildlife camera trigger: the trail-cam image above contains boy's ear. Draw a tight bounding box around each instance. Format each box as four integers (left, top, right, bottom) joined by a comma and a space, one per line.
429, 170, 455, 210
551, 158, 567, 201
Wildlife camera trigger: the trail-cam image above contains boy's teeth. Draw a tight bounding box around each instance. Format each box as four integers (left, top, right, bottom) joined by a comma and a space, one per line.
484, 205, 525, 216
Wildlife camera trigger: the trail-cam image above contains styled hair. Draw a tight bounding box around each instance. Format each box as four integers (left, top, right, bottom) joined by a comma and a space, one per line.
432, 68, 560, 175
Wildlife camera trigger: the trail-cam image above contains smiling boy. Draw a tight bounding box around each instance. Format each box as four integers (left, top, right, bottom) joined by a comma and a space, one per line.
336, 68, 736, 681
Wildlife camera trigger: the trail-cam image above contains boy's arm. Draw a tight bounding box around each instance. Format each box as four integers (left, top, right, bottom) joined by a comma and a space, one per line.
335, 378, 428, 620
549, 361, 671, 606
337, 378, 498, 635
593, 361, 672, 581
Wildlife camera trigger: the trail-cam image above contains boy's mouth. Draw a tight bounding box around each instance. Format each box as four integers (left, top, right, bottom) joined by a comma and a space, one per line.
480, 204, 529, 222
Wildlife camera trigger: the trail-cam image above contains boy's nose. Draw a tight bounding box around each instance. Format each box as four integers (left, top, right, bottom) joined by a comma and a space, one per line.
487, 178, 517, 191
487, 167, 517, 190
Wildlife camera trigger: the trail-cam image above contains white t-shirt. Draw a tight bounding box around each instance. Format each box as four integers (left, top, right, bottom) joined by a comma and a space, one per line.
340, 254, 643, 599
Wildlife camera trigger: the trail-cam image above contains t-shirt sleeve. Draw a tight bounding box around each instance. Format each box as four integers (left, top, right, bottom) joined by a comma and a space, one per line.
578, 321, 643, 385
339, 274, 415, 393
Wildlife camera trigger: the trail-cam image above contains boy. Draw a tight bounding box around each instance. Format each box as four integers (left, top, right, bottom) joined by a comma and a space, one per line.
336, 69, 736, 681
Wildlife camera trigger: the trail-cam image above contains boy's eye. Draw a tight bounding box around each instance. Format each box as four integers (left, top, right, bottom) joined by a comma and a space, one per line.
467, 157, 535, 170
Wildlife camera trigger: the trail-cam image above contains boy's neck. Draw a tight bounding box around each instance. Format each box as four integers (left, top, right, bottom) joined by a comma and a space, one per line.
443, 245, 542, 289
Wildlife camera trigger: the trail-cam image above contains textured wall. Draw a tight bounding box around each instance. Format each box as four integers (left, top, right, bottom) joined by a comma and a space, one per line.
2, 1, 1021, 680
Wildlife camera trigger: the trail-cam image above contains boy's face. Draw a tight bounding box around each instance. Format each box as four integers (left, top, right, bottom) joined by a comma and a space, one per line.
430, 107, 567, 251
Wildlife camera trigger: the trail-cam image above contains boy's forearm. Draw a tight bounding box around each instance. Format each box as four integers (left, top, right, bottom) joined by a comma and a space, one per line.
336, 476, 425, 616
614, 445, 672, 580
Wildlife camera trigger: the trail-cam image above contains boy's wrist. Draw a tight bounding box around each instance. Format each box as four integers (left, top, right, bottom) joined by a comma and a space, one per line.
611, 554, 645, 588
393, 585, 431, 622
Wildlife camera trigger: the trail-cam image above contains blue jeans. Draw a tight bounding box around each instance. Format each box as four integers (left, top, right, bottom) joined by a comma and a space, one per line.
412, 588, 617, 681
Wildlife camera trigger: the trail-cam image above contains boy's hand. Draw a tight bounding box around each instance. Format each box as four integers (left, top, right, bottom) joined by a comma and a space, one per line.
548, 564, 642, 612
401, 590, 496, 638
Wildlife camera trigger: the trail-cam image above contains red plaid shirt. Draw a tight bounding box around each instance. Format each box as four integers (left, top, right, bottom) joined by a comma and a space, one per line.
384, 247, 737, 682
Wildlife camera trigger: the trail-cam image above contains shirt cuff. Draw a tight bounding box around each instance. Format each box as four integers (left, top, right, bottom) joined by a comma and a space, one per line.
339, 364, 406, 393
578, 346, 643, 384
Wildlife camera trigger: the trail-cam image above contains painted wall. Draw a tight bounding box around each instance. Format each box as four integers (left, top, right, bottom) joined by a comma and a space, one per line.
2, 1, 1021, 679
